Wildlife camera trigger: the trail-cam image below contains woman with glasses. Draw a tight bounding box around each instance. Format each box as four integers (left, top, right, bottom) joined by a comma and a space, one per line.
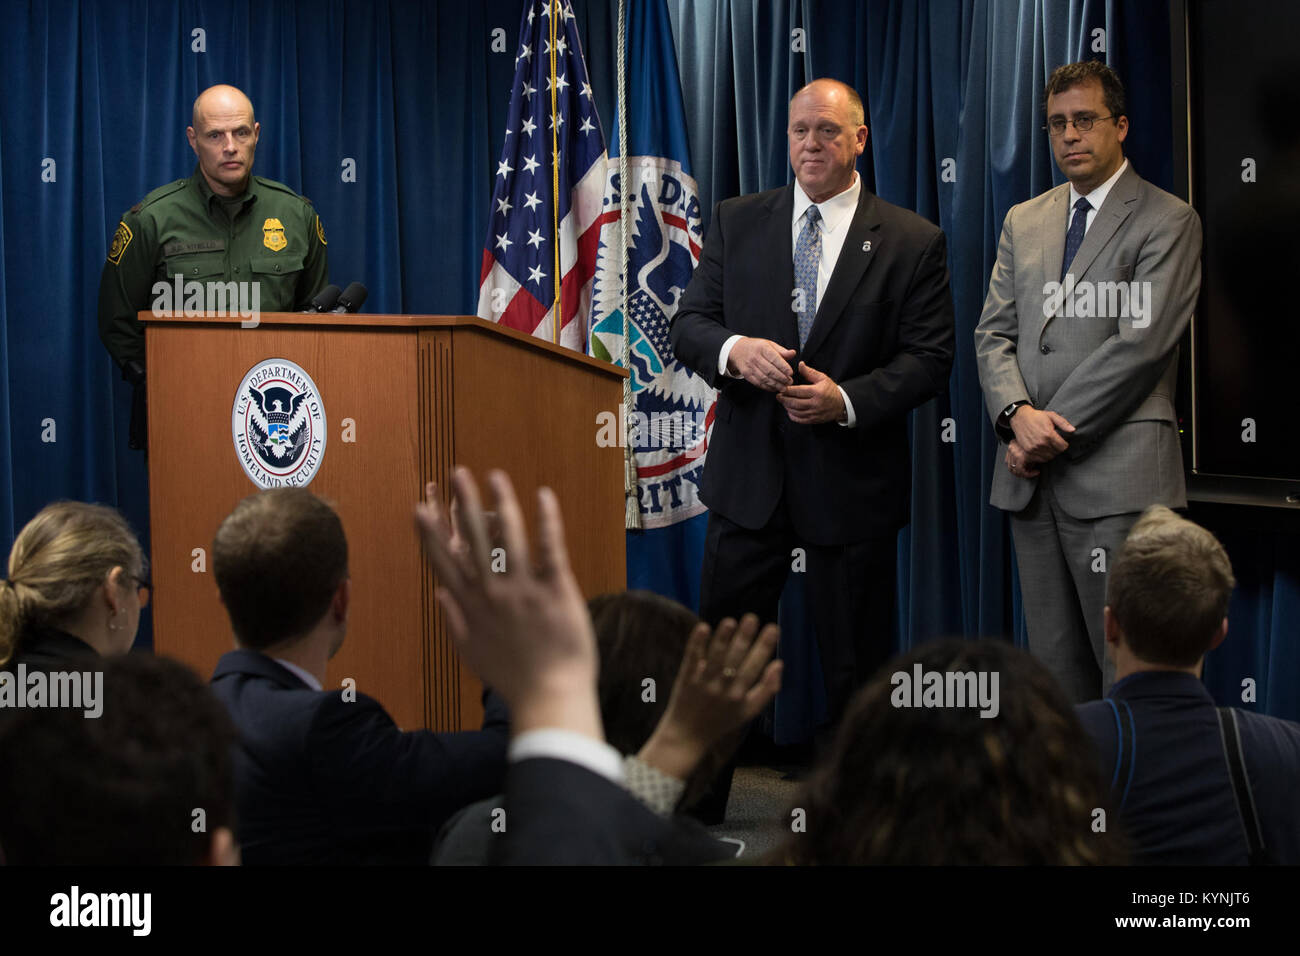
0, 501, 148, 672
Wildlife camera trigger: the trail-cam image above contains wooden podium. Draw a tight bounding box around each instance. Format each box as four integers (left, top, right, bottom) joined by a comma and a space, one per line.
143, 312, 627, 732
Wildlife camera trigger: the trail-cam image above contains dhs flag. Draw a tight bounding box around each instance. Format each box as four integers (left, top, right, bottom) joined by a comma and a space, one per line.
477, 0, 607, 352
587, 0, 713, 608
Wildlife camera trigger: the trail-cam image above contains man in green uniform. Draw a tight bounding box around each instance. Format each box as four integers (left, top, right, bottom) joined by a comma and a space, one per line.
98, 84, 329, 448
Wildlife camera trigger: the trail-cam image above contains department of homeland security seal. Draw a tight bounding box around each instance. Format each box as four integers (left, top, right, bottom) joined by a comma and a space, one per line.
231, 358, 326, 488
589, 156, 715, 529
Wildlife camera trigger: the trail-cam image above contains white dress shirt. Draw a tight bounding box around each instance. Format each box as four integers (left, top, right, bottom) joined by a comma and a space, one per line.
716, 173, 862, 426
273, 657, 322, 691
509, 729, 625, 783
1069, 158, 1128, 235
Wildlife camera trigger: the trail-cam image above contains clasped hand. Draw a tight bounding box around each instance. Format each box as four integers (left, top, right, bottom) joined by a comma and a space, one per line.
728, 337, 844, 424
1006, 406, 1075, 477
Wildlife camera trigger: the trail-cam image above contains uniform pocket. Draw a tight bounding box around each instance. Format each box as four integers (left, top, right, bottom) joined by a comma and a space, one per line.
249, 254, 305, 310
162, 251, 226, 280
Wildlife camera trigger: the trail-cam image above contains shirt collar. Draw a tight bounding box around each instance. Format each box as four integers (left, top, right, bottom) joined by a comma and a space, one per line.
191, 165, 255, 211
793, 171, 861, 232
1108, 668, 1213, 702
272, 657, 323, 691
1069, 157, 1127, 214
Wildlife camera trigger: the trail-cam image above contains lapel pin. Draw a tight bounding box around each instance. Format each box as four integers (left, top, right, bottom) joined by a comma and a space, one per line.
862, 240, 872, 252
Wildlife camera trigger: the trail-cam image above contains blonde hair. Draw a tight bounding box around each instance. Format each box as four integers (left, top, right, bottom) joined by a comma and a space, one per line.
1106, 505, 1235, 667
0, 502, 145, 667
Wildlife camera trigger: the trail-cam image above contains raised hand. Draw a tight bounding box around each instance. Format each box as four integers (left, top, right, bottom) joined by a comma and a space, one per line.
637, 614, 783, 782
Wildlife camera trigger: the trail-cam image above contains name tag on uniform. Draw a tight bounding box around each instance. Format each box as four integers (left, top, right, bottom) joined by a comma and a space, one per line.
162, 239, 226, 256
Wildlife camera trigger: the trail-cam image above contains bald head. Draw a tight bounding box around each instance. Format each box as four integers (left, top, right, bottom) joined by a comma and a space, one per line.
187, 85, 260, 197
790, 79, 865, 128
192, 85, 256, 130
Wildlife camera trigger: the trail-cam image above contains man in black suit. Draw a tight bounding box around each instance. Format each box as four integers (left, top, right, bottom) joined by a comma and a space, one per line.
670, 78, 955, 724
209, 488, 507, 864
1076, 506, 1300, 864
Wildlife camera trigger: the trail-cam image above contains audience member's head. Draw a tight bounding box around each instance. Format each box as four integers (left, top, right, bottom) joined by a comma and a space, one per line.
1105, 506, 1234, 673
589, 590, 720, 809
590, 590, 695, 751
212, 488, 349, 655
0, 653, 238, 864
779, 638, 1123, 865
0, 501, 147, 667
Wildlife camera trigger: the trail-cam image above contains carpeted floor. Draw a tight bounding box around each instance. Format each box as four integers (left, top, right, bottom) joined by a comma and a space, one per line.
708, 765, 803, 861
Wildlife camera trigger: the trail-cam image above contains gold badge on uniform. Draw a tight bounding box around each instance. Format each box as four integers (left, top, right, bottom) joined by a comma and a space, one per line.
262, 217, 288, 252
315, 215, 327, 246
107, 220, 133, 265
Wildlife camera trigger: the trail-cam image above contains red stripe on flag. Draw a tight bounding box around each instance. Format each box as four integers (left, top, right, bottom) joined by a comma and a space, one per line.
558, 218, 604, 326
634, 402, 716, 477
662, 213, 702, 259
498, 288, 549, 334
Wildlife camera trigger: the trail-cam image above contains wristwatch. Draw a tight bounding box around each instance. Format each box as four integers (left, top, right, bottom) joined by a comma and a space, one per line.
996, 400, 1032, 442
1001, 400, 1031, 422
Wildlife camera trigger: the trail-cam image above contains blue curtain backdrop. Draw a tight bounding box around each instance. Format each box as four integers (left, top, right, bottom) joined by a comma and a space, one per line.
1, 0, 1295, 720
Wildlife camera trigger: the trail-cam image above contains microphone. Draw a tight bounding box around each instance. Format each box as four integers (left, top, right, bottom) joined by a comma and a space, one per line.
332, 282, 368, 313
306, 284, 341, 312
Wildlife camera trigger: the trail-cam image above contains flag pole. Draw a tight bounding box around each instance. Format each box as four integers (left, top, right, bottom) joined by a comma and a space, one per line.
548, 0, 563, 344
617, 0, 640, 531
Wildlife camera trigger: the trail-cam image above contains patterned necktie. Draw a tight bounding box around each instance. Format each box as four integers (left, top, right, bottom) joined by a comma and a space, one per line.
794, 205, 822, 348
1060, 196, 1092, 281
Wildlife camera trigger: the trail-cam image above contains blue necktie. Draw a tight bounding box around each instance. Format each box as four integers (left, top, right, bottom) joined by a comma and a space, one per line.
794, 205, 821, 348
1060, 196, 1091, 281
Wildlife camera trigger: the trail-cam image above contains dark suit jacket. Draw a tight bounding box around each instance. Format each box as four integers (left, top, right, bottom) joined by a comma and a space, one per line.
1077, 671, 1300, 865
670, 182, 955, 545
210, 649, 509, 865
488, 757, 737, 866
434, 787, 736, 866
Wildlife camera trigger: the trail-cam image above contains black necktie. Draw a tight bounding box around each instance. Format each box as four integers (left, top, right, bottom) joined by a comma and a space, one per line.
1060, 196, 1092, 281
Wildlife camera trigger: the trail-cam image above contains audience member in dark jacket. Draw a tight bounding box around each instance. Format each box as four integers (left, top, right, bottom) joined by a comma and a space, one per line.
1076, 505, 1300, 865
0, 500, 148, 676
209, 487, 508, 864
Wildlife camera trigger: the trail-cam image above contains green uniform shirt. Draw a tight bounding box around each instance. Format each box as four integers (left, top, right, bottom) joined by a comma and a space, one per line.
97, 167, 329, 368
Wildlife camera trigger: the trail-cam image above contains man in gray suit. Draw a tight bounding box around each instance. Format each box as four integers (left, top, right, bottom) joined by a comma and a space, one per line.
974, 61, 1202, 702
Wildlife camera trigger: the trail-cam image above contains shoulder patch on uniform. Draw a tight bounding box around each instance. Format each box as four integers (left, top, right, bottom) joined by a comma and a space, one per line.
315, 215, 327, 246
107, 220, 133, 265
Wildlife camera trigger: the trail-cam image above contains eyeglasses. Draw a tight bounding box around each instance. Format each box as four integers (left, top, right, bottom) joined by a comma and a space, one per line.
1044, 114, 1116, 136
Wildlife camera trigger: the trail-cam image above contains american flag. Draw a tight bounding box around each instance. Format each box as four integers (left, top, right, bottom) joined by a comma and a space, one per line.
477, 0, 608, 352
